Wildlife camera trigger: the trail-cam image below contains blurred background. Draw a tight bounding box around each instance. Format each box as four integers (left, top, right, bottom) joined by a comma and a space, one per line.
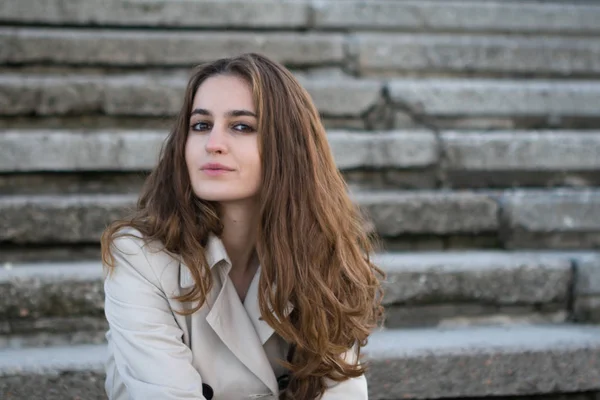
1, 0, 600, 399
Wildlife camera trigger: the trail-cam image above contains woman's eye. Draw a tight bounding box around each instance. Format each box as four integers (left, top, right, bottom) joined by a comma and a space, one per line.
191, 121, 211, 131
232, 123, 255, 133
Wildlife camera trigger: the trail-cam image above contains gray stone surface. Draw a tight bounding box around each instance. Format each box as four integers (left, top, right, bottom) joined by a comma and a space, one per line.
354, 190, 499, 236
0, 371, 106, 400
299, 78, 382, 117
0, 130, 166, 172
365, 325, 600, 399
0, 74, 382, 118
0, 0, 308, 27
352, 34, 600, 76
0, 262, 104, 319
0, 74, 105, 116
343, 169, 438, 191
501, 190, 600, 249
0, 344, 105, 377
0, 252, 573, 324
0, 130, 437, 172
501, 190, 600, 233
312, 1, 600, 34
8, 316, 108, 335
0, 191, 497, 242
442, 131, 600, 171
0, 194, 135, 243
575, 296, 600, 323
329, 131, 438, 170
375, 251, 572, 305
385, 303, 567, 329
0, 28, 344, 66
2, 325, 600, 398
103, 74, 187, 116
5, 189, 599, 245
574, 252, 600, 296
387, 79, 600, 118
1, 328, 107, 350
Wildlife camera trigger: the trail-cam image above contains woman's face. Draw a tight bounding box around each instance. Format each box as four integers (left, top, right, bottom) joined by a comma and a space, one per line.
185, 74, 261, 203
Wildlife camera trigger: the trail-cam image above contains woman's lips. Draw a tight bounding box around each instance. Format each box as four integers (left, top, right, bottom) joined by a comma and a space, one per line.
202, 168, 231, 176
200, 163, 234, 176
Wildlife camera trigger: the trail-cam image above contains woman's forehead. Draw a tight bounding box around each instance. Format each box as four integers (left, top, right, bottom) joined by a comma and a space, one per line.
192, 75, 255, 114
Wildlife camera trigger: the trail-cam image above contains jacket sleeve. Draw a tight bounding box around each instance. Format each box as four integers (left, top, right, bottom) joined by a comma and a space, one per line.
320, 375, 368, 400
103, 235, 206, 400
320, 346, 368, 399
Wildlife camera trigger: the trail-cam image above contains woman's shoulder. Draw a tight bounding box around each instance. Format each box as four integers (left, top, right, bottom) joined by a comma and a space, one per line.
107, 227, 181, 287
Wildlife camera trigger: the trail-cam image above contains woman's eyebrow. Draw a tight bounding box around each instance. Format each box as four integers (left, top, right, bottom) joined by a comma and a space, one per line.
225, 110, 257, 118
190, 108, 211, 117
190, 108, 257, 118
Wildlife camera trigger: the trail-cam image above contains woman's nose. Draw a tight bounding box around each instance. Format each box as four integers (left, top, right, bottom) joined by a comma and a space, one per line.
204, 125, 228, 154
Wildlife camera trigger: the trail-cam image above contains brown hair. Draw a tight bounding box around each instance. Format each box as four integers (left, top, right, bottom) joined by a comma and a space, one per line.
101, 53, 384, 399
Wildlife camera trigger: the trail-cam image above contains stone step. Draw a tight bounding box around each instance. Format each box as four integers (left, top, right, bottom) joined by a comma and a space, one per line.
388, 79, 600, 121
313, 1, 600, 35
2, 129, 600, 189
356, 189, 600, 249
1, 0, 599, 35
1, 325, 600, 399
0, 129, 437, 172
3, 74, 600, 129
2, 28, 600, 77
2, 189, 600, 248
365, 324, 600, 400
440, 130, 600, 188
2, 251, 598, 333
0, 73, 381, 119
352, 34, 600, 77
0, 28, 345, 67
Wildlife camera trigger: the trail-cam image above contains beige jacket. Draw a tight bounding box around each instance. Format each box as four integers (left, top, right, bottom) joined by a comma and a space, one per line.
104, 229, 368, 399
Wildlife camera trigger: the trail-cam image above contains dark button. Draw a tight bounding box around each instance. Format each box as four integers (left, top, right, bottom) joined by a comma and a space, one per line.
202, 383, 214, 399
277, 374, 290, 391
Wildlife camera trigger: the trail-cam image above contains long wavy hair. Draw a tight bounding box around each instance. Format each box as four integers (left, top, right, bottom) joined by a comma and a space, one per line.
101, 53, 384, 399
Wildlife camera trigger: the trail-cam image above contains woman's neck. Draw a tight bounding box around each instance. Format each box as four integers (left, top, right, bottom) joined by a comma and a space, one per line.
219, 200, 259, 275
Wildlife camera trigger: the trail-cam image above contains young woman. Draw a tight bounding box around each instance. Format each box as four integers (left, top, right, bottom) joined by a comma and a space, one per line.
101, 53, 384, 400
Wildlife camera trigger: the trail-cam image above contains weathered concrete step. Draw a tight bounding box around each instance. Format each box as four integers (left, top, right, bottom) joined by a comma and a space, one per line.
0, 0, 309, 29
3, 28, 600, 77
313, 1, 600, 35
357, 189, 600, 248
500, 190, 600, 249
441, 131, 600, 172
574, 253, 600, 323
365, 324, 600, 400
352, 34, 600, 77
441, 130, 600, 188
2, 251, 597, 328
1, 0, 599, 35
2, 130, 600, 189
379, 251, 577, 327
0, 28, 345, 67
2, 189, 600, 248
2, 325, 600, 399
0, 316, 107, 350
0, 129, 438, 172
0, 73, 381, 118
3, 74, 600, 124
1, 191, 498, 242
388, 79, 600, 119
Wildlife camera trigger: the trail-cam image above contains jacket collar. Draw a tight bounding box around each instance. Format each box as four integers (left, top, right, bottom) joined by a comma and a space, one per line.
177, 234, 294, 394
179, 233, 229, 288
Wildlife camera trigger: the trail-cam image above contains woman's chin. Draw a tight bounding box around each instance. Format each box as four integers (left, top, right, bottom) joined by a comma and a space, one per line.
194, 191, 256, 203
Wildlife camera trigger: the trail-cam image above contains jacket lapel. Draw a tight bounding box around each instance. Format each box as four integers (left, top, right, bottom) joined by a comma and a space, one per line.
244, 267, 294, 346
206, 265, 279, 394
178, 235, 294, 395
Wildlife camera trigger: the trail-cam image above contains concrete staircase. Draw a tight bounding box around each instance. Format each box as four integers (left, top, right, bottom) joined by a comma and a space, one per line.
1, 0, 600, 399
